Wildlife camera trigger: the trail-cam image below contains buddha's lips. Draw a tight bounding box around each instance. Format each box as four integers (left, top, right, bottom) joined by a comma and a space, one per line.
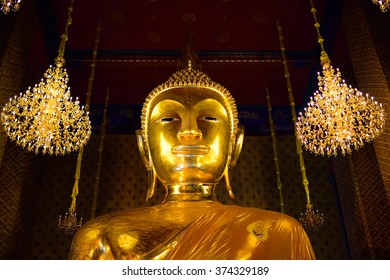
172, 145, 210, 155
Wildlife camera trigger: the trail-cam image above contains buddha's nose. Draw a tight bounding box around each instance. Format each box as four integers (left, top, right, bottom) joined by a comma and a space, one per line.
177, 113, 202, 143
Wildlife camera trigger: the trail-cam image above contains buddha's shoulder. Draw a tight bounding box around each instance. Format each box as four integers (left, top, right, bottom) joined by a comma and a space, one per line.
72, 205, 182, 240
223, 204, 302, 228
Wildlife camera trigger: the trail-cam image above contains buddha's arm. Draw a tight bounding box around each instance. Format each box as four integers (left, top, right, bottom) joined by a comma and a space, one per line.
69, 229, 115, 260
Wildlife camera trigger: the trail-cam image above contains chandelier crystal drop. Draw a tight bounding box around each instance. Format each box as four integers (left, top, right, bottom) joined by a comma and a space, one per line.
1, 0, 21, 14
1, 62, 91, 155
372, 0, 389, 12
296, 56, 385, 156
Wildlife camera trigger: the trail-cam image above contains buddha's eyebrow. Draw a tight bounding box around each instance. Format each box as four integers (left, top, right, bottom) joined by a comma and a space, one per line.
193, 99, 227, 114
151, 99, 185, 118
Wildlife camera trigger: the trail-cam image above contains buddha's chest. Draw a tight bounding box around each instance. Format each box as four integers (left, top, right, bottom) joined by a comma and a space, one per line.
104, 221, 186, 259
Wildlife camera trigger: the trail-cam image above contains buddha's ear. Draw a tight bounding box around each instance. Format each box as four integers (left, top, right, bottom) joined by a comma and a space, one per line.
229, 125, 244, 169
136, 129, 150, 169
136, 129, 157, 201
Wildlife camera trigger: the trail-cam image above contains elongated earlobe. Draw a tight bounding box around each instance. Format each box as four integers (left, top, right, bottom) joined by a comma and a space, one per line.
136, 130, 149, 168
224, 164, 235, 200
146, 167, 157, 201
136, 129, 157, 201
224, 126, 244, 200
230, 126, 244, 169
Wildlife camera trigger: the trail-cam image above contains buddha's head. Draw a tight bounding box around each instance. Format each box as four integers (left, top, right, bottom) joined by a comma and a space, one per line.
137, 61, 244, 201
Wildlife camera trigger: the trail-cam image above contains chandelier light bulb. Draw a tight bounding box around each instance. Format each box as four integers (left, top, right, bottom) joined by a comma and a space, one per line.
372, 0, 390, 12
1, 0, 21, 14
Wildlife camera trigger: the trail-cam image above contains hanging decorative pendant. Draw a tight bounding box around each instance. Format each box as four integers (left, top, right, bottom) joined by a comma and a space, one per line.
277, 19, 324, 231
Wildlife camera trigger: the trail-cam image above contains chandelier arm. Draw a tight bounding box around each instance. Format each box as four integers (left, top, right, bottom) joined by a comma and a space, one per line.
90, 86, 109, 220
266, 87, 285, 214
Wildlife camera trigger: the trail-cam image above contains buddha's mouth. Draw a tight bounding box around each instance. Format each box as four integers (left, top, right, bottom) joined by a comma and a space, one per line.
172, 145, 210, 155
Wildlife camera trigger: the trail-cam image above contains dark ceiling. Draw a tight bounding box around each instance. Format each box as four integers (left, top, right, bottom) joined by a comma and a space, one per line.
28, 0, 350, 135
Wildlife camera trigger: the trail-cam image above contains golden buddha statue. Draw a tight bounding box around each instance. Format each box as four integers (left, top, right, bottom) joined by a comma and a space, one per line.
69, 43, 315, 260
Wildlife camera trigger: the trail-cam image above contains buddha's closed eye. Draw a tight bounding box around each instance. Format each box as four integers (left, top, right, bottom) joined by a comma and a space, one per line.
200, 116, 218, 122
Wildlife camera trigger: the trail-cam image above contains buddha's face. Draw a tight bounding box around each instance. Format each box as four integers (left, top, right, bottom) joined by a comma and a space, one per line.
147, 88, 231, 185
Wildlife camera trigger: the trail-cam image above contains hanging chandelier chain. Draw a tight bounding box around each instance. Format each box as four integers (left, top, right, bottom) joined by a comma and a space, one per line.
266, 87, 285, 214
277, 18, 324, 230
56, 0, 75, 67
277, 19, 312, 206
85, 18, 102, 111
91, 86, 110, 220
309, 0, 332, 67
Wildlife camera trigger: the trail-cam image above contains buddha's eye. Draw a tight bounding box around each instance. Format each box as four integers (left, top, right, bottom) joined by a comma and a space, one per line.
160, 117, 179, 123
200, 116, 218, 122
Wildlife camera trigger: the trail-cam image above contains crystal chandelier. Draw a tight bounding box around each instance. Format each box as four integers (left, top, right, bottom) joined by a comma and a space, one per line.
299, 204, 324, 231
296, 0, 385, 157
1, 0, 91, 155
58, 207, 83, 235
1, 0, 21, 14
372, 0, 389, 12
277, 19, 324, 230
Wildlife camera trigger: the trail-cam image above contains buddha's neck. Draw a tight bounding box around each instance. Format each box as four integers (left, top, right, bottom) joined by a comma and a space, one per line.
164, 183, 217, 202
